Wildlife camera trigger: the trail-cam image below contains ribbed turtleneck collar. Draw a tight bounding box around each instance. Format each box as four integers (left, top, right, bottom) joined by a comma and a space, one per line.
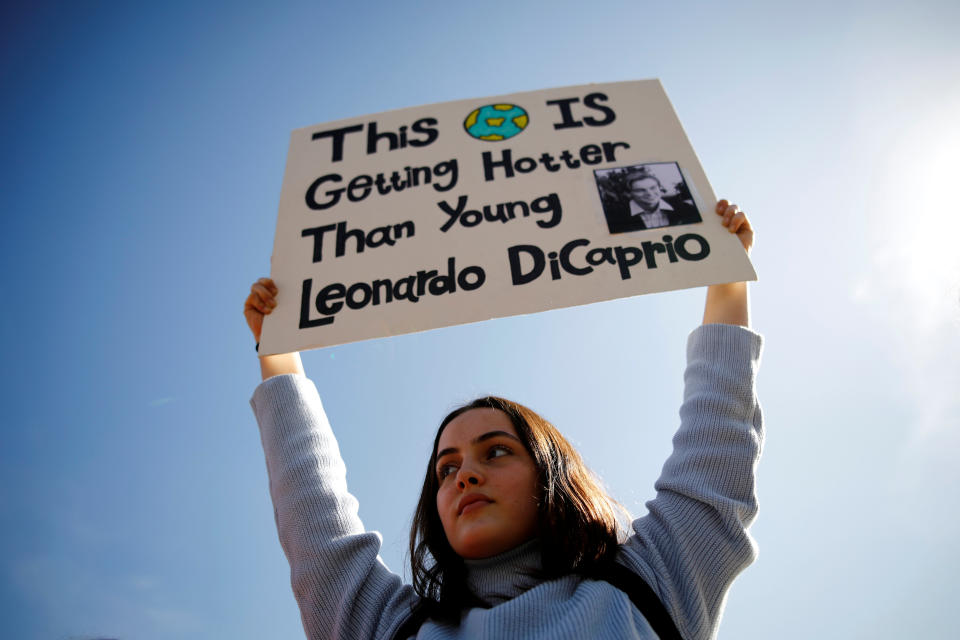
463, 540, 544, 605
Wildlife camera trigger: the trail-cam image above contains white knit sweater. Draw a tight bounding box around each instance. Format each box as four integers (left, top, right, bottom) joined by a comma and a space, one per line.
251, 323, 764, 639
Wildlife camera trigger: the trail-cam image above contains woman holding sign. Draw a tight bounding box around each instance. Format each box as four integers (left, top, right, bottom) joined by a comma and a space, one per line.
245, 200, 761, 640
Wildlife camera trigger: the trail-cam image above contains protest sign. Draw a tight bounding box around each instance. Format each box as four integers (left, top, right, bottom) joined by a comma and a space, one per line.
259, 80, 756, 354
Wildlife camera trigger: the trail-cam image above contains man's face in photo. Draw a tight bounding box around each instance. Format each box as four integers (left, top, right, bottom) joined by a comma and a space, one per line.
628, 177, 663, 211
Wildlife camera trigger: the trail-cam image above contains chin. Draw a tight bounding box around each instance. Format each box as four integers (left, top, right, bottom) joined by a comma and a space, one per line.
454, 539, 501, 560
453, 527, 534, 560
452, 529, 510, 559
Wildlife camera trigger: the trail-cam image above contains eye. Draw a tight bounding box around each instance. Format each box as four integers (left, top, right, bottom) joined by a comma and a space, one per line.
487, 444, 512, 459
437, 462, 458, 481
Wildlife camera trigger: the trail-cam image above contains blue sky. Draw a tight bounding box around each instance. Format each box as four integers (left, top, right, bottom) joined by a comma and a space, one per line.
2, 1, 958, 638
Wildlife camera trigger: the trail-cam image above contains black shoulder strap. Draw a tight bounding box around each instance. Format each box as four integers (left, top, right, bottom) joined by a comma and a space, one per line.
599, 561, 684, 640
390, 566, 684, 640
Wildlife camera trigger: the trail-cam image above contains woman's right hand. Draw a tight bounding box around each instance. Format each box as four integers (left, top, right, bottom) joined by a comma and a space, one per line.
244, 277, 278, 343
245, 277, 305, 378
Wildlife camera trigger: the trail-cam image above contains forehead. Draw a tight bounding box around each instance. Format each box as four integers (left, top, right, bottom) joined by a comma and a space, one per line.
630, 177, 658, 189
437, 408, 518, 452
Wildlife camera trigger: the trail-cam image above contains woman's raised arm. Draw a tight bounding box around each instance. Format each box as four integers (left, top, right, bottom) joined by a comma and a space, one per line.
244, 277, 305, 380
702, 200, 754, 328
246, 277, 418, 639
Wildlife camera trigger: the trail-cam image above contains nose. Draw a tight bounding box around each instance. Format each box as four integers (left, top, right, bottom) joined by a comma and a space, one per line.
456, 468, 483, 490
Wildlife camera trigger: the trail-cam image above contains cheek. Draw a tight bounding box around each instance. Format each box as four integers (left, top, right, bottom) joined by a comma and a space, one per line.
525, 471, 542, 515
505, 468, 540, 517
436, 486, 455, 528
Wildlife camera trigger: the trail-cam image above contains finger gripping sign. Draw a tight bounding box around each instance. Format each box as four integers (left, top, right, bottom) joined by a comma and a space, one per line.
259, 80, 756, 354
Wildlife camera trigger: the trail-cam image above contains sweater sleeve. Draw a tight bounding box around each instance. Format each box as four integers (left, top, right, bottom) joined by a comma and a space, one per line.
618, 323, 764, 640
250, 374, 419, 640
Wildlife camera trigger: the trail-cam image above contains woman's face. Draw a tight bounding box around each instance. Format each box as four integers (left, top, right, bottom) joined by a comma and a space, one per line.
434, 408, 539, 559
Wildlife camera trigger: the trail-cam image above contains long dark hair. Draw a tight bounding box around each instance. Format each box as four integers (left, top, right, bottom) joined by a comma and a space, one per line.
409, 396, 626, 620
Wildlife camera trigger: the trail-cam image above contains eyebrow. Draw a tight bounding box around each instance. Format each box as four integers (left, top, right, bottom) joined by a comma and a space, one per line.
436, 430, 522, 461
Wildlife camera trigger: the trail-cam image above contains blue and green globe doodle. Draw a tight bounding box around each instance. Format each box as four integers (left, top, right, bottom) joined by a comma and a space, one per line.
463, 103, 529, 141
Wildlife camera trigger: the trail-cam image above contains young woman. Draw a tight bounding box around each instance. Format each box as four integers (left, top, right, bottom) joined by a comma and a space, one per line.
245, 200, 762, 639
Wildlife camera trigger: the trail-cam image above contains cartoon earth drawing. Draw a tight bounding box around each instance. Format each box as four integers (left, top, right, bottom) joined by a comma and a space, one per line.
463, 103, 529, 141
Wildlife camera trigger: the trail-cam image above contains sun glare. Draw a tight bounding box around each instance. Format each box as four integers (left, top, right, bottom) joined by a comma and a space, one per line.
863, 96, 960, 335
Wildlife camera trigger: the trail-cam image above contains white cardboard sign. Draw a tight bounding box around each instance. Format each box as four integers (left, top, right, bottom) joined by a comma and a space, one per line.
260, 80, 756, 354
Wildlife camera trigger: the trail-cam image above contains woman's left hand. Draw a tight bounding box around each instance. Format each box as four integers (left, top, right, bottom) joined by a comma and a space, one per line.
701, 198, 754, 327
716, 199, 754, 254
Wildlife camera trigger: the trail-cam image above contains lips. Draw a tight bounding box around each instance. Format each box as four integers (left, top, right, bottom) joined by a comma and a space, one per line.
457, 493, 492, 516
